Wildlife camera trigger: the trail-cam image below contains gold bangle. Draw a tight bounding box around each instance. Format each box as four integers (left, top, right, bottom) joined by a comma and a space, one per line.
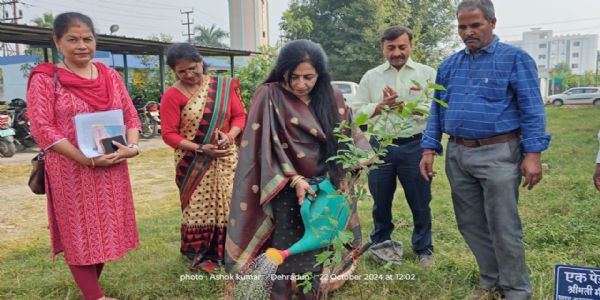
294, 177, 303, 186
290, 177, 299, 188
90, 158, 95, 168
290, 175, 305, 188
291, 178, 302, 188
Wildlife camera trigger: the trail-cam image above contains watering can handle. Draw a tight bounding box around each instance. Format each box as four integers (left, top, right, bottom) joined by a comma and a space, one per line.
300, 183, 318, 218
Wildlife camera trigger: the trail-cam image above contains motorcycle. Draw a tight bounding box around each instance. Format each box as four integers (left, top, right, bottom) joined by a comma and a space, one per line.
8, 98, 37, 150
133, 96, 160, 139
0, 111, 16, 157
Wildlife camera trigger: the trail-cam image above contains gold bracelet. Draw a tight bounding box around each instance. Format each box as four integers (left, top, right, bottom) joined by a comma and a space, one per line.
290, 175, 305, 188
90, 158, 95, 168
290, 176, 299, 188
292, 177, 303, 188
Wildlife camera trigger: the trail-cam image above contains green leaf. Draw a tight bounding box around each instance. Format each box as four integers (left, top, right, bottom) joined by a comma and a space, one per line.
405, 102, 417, 109
414, 108, 429, 115
337, 230, 354, 244
315, 251, 333, 265
333, 251, 342, 264
432, 97, 449, 108
411, 80, 422, 90
428, 83, 447, 91
326, 156, 340, 162
296, 273, 313, 294
354, 113, 369, 126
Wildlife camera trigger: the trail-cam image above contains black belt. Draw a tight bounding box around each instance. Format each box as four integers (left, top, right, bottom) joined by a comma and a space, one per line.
392, 133, 423, 145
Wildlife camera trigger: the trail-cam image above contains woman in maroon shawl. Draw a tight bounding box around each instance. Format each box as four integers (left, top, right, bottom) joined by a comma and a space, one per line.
225, 40, 370, 299
27, 12, 141, 300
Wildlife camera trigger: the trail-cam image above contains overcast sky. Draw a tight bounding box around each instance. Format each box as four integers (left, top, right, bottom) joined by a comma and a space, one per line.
12, 0, 600, 49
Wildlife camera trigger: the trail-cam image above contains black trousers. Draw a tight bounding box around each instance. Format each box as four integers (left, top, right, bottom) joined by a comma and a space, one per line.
368, 137, 433, 255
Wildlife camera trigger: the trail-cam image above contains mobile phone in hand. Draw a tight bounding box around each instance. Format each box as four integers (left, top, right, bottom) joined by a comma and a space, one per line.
100, 135, 126, 154
214, 130, 228, 150
213, 130, 220, 145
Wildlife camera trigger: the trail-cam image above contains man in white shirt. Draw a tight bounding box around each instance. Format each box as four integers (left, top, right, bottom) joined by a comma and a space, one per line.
349, 26, 436, 267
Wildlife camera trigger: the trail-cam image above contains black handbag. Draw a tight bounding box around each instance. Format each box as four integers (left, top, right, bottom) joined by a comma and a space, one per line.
28, 152, 45, 195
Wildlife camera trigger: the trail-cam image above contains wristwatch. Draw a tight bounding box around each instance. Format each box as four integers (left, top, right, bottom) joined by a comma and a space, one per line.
196, 144, 204, 154
128, 143, 140, 155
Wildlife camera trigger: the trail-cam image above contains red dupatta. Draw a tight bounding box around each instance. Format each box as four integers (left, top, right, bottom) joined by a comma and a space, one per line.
28, 62, 115, 111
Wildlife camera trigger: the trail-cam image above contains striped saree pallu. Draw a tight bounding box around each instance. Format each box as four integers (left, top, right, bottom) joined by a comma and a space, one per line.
174, 76, 237, 269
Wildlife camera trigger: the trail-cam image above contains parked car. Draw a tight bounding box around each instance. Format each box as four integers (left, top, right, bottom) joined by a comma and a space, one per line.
547, 87, 600, 107
331, 81, 359, 102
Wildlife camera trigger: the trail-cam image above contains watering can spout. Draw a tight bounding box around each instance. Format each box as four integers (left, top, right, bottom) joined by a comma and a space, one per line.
264, 177, 350, 265
265, 248, 291, 265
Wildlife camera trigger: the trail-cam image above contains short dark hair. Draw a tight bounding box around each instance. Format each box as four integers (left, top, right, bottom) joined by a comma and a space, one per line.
380, 26, 413, 44
53, 12, 96, 39
165, 43, 207, 73
457, 0, 495, 21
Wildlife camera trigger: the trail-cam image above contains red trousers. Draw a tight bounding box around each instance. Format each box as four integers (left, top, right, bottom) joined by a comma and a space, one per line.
68, 263, 104, 300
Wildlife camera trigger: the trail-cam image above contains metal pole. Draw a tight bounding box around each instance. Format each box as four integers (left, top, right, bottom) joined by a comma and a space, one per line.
230, 55, 234, 76
123, 53, 129, 91
11, 0, 19, 55
159, 53, 165, 95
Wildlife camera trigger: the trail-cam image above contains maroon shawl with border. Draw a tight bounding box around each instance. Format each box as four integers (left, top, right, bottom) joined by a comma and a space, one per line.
225, 82, 369, 274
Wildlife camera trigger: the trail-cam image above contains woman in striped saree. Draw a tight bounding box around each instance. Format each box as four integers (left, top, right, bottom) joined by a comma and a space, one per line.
160, 43, 246, 272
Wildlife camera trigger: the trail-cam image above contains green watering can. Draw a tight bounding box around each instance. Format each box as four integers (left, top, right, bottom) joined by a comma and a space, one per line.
265, 177, 350, 265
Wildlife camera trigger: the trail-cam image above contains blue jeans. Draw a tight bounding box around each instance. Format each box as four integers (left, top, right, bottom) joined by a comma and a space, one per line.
368, 138, 433, 255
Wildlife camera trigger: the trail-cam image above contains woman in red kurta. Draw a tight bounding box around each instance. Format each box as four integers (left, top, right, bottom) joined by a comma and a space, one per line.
27, 12, 140, 300
160, 43, 246, 272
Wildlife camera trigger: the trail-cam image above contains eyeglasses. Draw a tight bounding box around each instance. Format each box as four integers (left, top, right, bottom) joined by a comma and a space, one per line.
175, 63, 202, 76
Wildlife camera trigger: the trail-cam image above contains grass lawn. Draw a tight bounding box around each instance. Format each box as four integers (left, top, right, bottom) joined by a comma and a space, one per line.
0, 106, 599, 299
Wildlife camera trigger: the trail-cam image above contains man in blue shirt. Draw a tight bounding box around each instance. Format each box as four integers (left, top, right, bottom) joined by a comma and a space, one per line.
420, 0, 550, 299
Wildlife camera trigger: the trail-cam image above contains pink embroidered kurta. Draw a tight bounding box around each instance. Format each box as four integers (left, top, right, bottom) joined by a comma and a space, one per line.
28, 66, 141, 266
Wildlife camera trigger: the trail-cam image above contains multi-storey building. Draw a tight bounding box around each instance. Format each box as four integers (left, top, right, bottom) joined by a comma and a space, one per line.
228, 0, 269, 51
507, 28, 598, 75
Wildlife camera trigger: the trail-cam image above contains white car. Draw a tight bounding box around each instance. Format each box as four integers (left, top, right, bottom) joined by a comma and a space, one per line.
547, 87, 600, 106
331, 81, 359, 102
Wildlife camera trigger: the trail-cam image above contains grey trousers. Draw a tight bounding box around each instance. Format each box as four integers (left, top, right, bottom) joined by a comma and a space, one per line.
445, 139, 532, 300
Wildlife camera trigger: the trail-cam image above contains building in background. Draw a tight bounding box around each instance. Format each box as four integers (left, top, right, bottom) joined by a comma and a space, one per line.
506, 28, 599, 99
507, 28, 598, 75
228, 0, 269, 51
